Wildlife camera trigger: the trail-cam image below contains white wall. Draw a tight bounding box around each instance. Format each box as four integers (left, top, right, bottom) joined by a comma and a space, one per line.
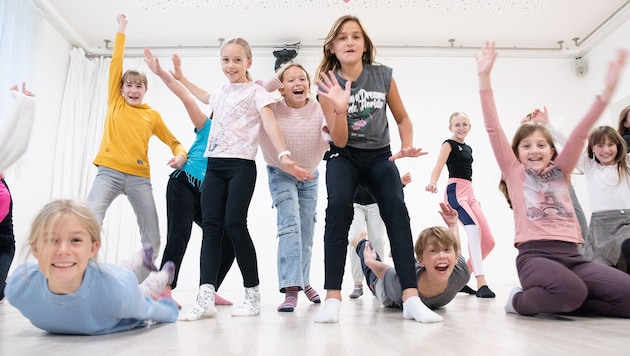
9, 17, 630, 295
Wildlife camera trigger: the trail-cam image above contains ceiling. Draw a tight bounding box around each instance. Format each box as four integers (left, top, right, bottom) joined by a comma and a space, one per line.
34, 0, 630, 58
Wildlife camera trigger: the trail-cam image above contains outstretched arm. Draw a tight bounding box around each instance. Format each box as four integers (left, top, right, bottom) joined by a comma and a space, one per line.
260, 106, 314, 182
426, 142, 451, 193
558, 49, 628, 172
388, 78, 428, 161
0, 83, 36, 173
438, 202, 460, 245
170, 54, 211, 105
144, 49, 207, 130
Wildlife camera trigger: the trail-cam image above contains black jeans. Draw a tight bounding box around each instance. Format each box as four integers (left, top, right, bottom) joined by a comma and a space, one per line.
323, 144, 416, 290
200, 158, 259, 288
161, 171, 234, 289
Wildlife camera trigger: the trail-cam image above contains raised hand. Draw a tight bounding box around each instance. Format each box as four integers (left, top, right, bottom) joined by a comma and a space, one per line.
521, 106, 549, 125
143, 48, 166, 75
316, 70, 351, 113
10, 82, 34, 97
170, 54, 184, 80
438, 202, 458, 228
401, 172, 412, 186
601, 49, 628, 103
475, 41, 497, 78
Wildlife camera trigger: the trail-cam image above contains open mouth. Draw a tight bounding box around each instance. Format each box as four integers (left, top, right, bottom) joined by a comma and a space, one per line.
435, 264, 449, 272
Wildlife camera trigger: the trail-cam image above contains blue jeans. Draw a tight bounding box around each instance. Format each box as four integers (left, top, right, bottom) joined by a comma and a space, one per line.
87, 166, 161, 262
323, 144, 416, 290
267, 165, 319, 292
200, 158, 259, 288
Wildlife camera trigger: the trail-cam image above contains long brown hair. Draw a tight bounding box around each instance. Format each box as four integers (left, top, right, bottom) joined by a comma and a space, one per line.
314, 15, 376, 82
587, 126, 630, 180
617, 106, 630, 136
499, 123, 557, 209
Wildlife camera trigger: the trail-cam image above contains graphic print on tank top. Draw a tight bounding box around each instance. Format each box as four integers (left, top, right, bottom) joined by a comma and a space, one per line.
347, 88, 386, 143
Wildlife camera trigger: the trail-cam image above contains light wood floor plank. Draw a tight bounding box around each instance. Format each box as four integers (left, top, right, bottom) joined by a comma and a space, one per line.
1, 286, 626, 355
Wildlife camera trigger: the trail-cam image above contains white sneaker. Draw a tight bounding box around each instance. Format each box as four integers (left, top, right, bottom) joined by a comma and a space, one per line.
232, 286, 261, 317
179, 284, 217, 321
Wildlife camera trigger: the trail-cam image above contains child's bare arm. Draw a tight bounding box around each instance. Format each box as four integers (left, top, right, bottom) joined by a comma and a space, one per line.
170, 54, 211, 104
363, 242, 393, 280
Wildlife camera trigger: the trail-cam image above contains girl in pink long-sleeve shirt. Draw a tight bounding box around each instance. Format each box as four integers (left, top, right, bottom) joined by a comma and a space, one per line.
476, 42, 630, 317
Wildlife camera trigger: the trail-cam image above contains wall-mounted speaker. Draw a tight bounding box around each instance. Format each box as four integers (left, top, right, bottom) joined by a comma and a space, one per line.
572, 58, 587, 77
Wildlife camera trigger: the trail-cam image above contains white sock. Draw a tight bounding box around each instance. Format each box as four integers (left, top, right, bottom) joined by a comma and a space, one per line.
180, 284, 217, 321
402, 296, 443, 323
314, 298, 342, 323
463, 225, 485, 276
504, 287, 523, 314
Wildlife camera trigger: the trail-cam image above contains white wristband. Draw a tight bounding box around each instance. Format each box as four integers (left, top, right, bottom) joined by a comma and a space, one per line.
277, 150, 291, 161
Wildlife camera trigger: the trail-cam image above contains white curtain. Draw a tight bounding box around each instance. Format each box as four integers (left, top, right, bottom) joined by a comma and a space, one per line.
0, 0, 41, 129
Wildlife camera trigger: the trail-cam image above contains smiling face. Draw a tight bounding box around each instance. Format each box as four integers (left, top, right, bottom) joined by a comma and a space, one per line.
278, 64, 311, 108
414, 227, 459, 283
30, 207, 100, 295
120, 71, 147, 106
418, 243, 457, 282
220, 43, 252, 83
516, 130, 555, 171
330, 20, 366, 66
592, 137, 618, 166
449, 113, 471, 142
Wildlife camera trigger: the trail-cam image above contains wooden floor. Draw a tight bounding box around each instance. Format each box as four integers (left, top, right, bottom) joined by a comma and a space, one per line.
1, 285, 626, 355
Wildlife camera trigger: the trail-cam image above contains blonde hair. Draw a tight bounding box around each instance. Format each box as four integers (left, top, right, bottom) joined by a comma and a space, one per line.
414, 226, 460, 258
26, 199, 101, 261
221, 37, 253, 81
276, 62, 311, 95
315, 15, 376, 82
449, 112, 470, 126
499, 123, 557, 209
587, 126, 630, 180
121, 70, 148, 90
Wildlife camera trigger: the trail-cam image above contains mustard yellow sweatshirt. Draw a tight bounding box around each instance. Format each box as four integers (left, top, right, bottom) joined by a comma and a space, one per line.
93, 32, 186, 178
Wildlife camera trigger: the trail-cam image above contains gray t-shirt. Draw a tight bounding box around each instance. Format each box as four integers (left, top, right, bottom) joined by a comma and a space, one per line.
333, 63, 392, 149
375, 255, 470, 309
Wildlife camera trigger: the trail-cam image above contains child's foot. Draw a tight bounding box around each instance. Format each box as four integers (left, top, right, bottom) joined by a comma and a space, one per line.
350, 232, 368, 248
314, 298, 342, 323
142, 244, 158, 271
476, 285, 496, 298
139, 261, 175, 298
504, 287, 523, 314
459, 285, 477, 295
232, 286, 261, 317
180, 284, 217, 321
349, 285, 363, 299
304, 284, 321, 303
277, 286, 299, 312
214, 293, 233, 305
158, 287, 181, 309
402, 296, 443, 323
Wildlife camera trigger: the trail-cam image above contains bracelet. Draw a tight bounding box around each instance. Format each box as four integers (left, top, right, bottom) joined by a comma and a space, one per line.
277, 150, 291, 161
429, 182, 436, 186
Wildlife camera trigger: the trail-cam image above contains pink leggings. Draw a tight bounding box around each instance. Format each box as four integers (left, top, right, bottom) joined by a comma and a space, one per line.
445, 178, 495, 275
